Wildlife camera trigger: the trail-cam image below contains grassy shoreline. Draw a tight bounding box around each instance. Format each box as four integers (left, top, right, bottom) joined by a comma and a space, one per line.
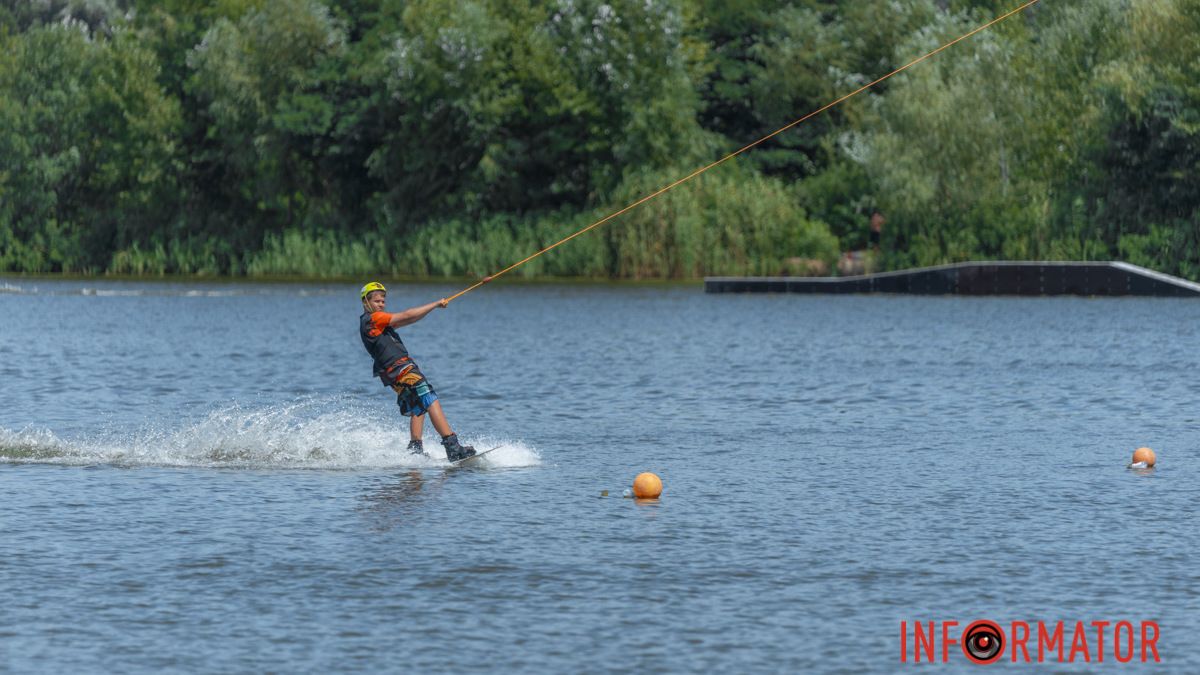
0, 271, 706, 288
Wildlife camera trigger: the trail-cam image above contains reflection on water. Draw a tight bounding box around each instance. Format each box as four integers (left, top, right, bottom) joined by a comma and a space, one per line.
358, 470, 450, 531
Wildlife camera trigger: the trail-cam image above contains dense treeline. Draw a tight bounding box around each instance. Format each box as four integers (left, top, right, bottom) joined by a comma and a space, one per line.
1, 0, 1197, 279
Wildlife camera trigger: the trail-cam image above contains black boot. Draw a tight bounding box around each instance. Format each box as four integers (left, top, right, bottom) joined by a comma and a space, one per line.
406, 439, 426, 456
441, 433, 476, 462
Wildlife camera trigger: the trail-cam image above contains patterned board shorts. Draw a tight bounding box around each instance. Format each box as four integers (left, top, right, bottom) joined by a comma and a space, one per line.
390, 366, 438, 417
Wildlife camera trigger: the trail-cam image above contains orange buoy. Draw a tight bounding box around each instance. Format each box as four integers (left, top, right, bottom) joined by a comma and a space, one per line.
1132, 447, 1156, 467
632, 472, 663, 499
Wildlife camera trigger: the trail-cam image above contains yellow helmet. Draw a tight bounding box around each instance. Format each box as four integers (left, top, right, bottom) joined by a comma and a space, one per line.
360, 281, 386, 300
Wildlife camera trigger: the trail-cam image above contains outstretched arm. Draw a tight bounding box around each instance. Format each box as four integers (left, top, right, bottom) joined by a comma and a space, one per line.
388, 298, 449, 328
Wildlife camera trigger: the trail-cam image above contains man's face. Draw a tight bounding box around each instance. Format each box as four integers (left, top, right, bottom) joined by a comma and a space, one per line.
365, 291, 387, 312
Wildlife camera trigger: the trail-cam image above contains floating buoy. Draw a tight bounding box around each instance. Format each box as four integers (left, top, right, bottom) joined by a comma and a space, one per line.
632, 472, 663, 499
1132, 447, 1156, 467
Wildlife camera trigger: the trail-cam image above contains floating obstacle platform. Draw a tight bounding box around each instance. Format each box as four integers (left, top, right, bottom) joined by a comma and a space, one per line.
705, 261, 1200, 297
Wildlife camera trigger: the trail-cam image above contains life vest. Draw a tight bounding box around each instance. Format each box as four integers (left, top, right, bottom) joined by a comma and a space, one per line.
359, 311, 420, 386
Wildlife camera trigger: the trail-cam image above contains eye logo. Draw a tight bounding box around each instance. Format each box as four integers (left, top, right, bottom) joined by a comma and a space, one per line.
963, 620, 1004, 664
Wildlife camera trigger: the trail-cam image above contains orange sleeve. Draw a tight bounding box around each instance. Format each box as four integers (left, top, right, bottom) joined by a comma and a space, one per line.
368, 312, 393, 337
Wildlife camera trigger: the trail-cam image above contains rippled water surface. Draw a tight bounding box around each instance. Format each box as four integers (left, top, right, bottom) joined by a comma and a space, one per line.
2, 277, 1197, 672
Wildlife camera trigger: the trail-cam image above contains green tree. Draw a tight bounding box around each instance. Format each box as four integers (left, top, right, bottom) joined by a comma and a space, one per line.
0, 0, 133, 35
2, 0, 1197, 279
185, 0, 347, 258
854, 1, 1125, 266
0, 24, 180, 272
1083, 0, 1200, 278
365, 0, 708, 225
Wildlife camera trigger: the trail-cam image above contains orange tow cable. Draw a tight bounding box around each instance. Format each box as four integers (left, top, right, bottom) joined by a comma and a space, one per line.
445, 0, 1041, 304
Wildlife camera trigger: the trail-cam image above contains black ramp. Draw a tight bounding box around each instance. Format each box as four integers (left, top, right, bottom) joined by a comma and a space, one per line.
705, 261, 1200, 297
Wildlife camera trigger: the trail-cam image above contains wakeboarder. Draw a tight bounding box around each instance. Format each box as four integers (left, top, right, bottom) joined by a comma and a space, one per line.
358, 282, 476, 461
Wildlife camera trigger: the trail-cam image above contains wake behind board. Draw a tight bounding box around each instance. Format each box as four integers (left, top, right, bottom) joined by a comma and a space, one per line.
448, 445, 503, 467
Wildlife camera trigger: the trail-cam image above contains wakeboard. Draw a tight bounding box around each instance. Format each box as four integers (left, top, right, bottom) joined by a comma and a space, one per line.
448, 445, 503, 467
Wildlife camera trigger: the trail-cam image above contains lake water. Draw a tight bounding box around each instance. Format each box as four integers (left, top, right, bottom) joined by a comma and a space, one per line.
1, 277, 1197, 672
